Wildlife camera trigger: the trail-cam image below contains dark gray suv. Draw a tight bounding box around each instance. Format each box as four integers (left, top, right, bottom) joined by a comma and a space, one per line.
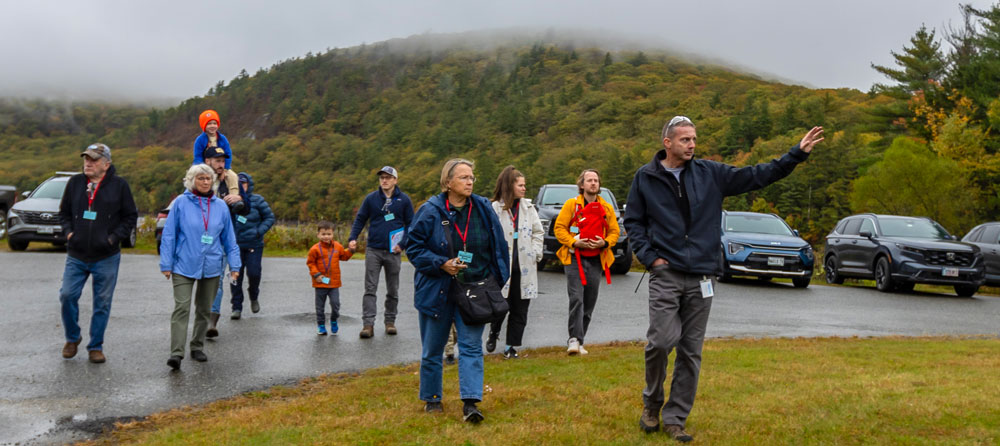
961, 222, 1000, 287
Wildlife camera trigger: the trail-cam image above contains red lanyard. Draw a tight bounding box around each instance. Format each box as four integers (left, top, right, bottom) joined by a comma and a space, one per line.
508, 200, 519, 228
199, 197, 211, 231
445, 199, 472, 247
86, 179, 102, 210
318, 243, 336, 274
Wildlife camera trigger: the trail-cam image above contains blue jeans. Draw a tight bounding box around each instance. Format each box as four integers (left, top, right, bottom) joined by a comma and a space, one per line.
211, 254, 228, 314
59, 253, 121, 351
418, 301, 485, 402
231, 247, 263, 311
315, 288, 340, 324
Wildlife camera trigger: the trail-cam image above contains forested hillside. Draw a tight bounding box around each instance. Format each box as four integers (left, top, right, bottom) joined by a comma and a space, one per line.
4, 5, 1000, 243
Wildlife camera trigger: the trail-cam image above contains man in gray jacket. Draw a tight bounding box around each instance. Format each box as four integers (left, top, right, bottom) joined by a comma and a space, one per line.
625, 116, 824, 442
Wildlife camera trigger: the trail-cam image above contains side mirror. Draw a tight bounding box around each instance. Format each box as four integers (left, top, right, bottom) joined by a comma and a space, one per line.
793, 229, 800, 237
21, 191, 31, 198
859, 231, 872, 238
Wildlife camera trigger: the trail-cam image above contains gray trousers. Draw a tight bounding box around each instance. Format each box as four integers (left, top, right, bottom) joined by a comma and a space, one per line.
171, 274, 220, 357
362, 248, 401, 326
564, 256, 603, 344
642, 265, 713, 427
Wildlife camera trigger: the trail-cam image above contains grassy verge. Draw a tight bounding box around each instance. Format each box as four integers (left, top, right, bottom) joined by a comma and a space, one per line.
85, 337, 1000, 445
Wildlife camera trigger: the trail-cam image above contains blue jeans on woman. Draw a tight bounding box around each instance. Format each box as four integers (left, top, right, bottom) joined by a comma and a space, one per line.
211, 253, 228, 314
59, 253, 120, 352
418, 301, 485, 403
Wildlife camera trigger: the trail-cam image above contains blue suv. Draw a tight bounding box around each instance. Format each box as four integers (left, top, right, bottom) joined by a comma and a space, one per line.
719, 211, 815, 288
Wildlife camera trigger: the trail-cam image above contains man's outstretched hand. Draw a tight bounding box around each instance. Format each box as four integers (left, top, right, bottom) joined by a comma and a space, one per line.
799, 126, 825, 153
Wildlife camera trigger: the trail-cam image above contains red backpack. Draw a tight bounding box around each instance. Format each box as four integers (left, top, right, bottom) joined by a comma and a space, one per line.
572, 201, 612, 285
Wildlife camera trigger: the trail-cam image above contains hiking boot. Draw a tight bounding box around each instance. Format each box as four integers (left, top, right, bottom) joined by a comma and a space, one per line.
251, 300, 260, 314
330, 320, 339, 334
385, 323, 397, 335
318, 324, 327, 336
167, 355, 182, 370
190, 350, 208, 362
486, 332, 498, 353
579, 344, 589, 355
664, 424, 693, 443
231, 310, 241, 320
567, 337, 580, 355
462, 402, 484, 424
62, 340, 81, 359
639, 407, 660, 433
360, 325, 374, 338
503, 346, 519, 359
206, 312, 220, 338
445, 354, 456, 365
88, 350, 106, 364
424, 401, 443, 413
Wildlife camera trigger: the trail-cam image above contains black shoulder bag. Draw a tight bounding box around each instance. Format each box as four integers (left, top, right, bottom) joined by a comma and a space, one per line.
444, 213, 508, 326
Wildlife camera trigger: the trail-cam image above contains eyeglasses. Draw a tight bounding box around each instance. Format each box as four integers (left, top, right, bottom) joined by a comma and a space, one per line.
456, 175, 476, 183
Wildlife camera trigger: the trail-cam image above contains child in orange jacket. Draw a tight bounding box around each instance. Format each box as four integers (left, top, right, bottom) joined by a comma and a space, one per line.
307, 221, 355, 335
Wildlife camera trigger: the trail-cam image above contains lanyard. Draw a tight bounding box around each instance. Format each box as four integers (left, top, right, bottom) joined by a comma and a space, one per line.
445, 198, 472, 250
86, 179, 102, 211
508, 200, 519, 228
199, 197, 211, 231
318, 243, 336, 274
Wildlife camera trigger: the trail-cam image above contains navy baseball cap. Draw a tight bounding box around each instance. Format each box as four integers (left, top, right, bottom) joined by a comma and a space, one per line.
377, 166, 398, 178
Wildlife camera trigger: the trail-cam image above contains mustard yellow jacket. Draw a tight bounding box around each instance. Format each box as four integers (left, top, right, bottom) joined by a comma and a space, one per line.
552, 195, 620, 269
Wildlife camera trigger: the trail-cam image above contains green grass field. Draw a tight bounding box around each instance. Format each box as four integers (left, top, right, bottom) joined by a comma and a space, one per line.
85, 337, 1000, 445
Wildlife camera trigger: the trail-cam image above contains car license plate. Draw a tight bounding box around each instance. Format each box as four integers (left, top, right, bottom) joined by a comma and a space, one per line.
942, 268, 959, 277
38, 227, 54, 234
767, 257, 785, 266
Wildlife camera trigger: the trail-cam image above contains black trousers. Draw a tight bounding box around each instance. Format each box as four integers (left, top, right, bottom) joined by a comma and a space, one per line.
489, 270, 530, 347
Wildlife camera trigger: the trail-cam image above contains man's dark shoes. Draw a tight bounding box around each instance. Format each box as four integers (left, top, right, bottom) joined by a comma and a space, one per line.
251, 300, 260, 314
88, 350, 106, 364
462, 402, 484, 424
639, 407, 660, 433
190, 350, 208, 362
62, 340, 81, 359
231, 310, 241, 320
485, 332, 498, 353
664, 424, 693, 442
424, 401, 443, 413
167, 355, 182, 370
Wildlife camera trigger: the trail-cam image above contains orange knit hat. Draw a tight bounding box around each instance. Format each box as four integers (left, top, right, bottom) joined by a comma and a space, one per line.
199, 110, 221, 132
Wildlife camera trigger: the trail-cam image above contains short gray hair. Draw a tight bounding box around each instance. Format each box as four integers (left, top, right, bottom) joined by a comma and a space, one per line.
440, 158, 475, 192
183, 164, 216, 191
662, 115, 695, 140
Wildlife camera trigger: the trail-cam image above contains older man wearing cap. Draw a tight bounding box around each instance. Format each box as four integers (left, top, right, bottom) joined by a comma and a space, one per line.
348, 166, 414, 338
57, 143, 137, 363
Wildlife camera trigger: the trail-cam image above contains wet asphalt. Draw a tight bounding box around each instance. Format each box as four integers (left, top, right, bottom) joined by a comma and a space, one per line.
1, 251, 998, 445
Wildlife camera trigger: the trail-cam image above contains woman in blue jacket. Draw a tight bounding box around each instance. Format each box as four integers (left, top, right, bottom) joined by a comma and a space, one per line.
159, 164, 241, 371
406, 158, 509, 423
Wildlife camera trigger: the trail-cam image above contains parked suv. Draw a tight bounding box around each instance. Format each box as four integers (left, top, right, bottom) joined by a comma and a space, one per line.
7, 172, 136, 251
534, 184, 631, 274
824, 214, 985, 296
961, 221, 1000, 287
718, 211, 814, 288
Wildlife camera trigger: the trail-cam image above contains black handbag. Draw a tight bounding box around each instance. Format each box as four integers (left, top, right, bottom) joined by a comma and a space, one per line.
444, 213, 508, 326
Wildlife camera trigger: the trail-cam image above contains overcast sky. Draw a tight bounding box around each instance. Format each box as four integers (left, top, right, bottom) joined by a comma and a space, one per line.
0, 0, 992, 103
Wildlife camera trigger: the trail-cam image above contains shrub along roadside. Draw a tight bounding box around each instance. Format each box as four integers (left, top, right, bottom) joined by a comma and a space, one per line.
85, 337, 1000, 446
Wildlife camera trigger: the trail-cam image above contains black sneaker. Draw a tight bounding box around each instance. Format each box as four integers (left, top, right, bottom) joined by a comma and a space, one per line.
424, 402, 443, 413
485, 332, 498, 353
251, 300, 260, 313
190, 350, 208, 362
231, 310, 241, 320
462, 403, 484, 424
503, 346, 519, 359
167, 355, 182, 370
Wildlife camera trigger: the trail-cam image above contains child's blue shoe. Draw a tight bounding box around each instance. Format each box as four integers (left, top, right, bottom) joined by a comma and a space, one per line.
317, 324, 327, 336
329, 320, 339, 334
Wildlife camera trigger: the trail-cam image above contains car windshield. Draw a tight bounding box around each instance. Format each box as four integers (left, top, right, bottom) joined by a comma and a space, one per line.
539, 187, 616, 208
31, 179, 68, 200
879, 217, 951, 239
724, 214, 793, 236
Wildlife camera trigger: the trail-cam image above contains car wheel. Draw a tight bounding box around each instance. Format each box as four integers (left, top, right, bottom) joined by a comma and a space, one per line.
792, 276, 811, 288
121, 227, 137, 248
824, 256, 844, 284
0, 208, 7, 239
954, 285, 978, 297
7, 238, 28, 251
717, 248, 733, 283
874, 257, 894, 292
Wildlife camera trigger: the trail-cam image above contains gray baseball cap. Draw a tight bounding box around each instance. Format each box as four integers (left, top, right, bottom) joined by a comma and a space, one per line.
81, 143, 111, 162
377, 166, 398, 178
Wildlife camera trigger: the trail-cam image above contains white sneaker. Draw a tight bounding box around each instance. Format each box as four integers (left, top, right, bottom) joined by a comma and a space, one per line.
579, 344, 589, 355
567, 338, 580, 355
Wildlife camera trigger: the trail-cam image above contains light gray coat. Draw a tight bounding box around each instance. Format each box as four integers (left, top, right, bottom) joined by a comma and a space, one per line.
492, 199, 544, 299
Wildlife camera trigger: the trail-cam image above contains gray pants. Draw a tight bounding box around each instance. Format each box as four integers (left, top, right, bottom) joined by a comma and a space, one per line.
362, 248, 401, 326
642, 265, 713, 427
171, 274, 220, 357
564, 256, 603, 344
